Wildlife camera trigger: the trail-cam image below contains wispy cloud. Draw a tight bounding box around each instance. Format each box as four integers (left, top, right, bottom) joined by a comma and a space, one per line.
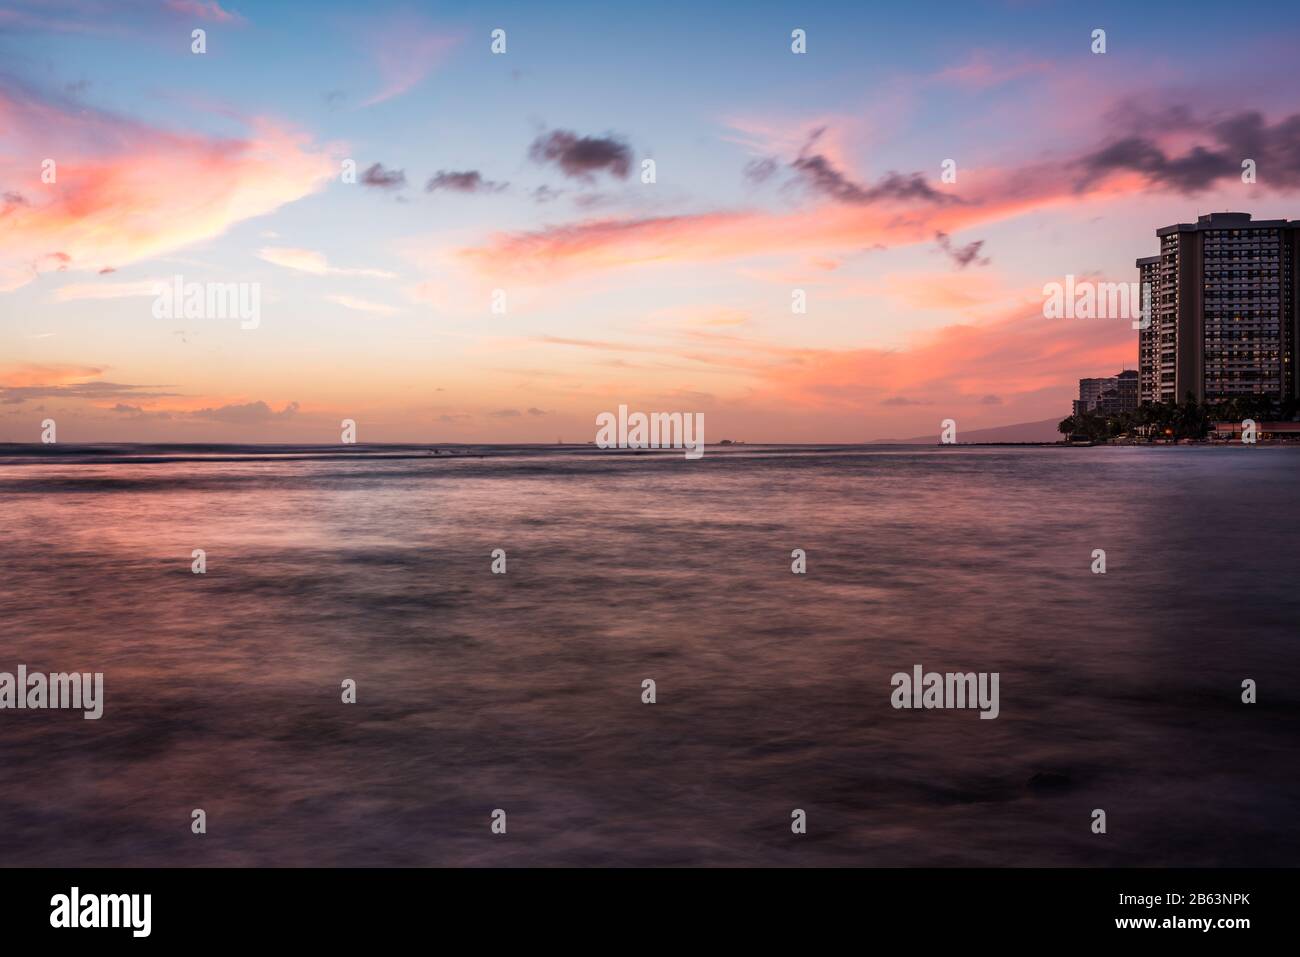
325, 294, 399, 315
932, 51, 1050, 90
163, 0, 244, 25
0, 363, 104, 389
0, 79, 338, 293
0, 374, 181, 405
360, 16, 461, 107
257, 248, 396, 279
51, 279, 162, 302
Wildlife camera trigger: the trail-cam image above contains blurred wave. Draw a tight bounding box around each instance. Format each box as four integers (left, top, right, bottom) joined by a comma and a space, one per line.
0, 445, 1296, 866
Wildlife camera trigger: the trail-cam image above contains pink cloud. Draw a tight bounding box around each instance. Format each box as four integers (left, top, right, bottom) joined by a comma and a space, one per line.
933, 51, 1051, 90
747, 307, 1135, 415
0, 0, 244, 34
722, 114, 865, 176
515, 293, 1137, 436
453, 121, 1264, 285
361, 18, 462, 107
0, 363, 104, 388
452, 172, 1060, 283
163, 0, 243, 24
0, 82, 340, 291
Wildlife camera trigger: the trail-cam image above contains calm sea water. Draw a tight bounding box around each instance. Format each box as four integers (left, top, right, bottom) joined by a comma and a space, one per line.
0, 444, 1297, 867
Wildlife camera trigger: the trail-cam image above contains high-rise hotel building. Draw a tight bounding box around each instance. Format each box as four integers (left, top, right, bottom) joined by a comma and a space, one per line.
1136, 212, 1300, 405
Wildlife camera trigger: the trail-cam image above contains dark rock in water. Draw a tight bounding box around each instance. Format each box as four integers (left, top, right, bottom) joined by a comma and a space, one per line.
1028, 771, 1072, 791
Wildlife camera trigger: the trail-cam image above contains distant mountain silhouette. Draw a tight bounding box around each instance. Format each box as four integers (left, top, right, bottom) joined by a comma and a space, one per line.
871, 417, 1063, 444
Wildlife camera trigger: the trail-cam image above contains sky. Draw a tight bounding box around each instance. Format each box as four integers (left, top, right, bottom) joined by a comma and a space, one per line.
2, 0, 1299, 443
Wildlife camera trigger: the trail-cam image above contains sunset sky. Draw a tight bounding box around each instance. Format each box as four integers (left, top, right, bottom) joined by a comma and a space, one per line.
2, 0, 1299, 442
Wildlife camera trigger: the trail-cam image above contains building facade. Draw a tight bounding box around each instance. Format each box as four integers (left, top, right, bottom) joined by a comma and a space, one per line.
1074, 370, 1138, 416
1136, 212, 1300, 405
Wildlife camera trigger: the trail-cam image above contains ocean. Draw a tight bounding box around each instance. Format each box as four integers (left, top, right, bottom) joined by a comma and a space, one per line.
1, 443, 1297, 866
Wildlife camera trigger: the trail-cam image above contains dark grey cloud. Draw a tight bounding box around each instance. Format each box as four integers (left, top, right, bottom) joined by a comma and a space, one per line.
425, 170, 507, 194
1, 191, 28, 221
771, 128, 958, 206
980, 394, 1002, 405
793, 156, 955, 205
361, 163, 406, 189
744, 157, 779, 185
934, 231, 990, 269
528, 130, 632, 181
572, 191, 613, 209
526, 407, 548, 416
1076, 109, 1300, 193
531, 185, 563, 203
882, 396, 932, 407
